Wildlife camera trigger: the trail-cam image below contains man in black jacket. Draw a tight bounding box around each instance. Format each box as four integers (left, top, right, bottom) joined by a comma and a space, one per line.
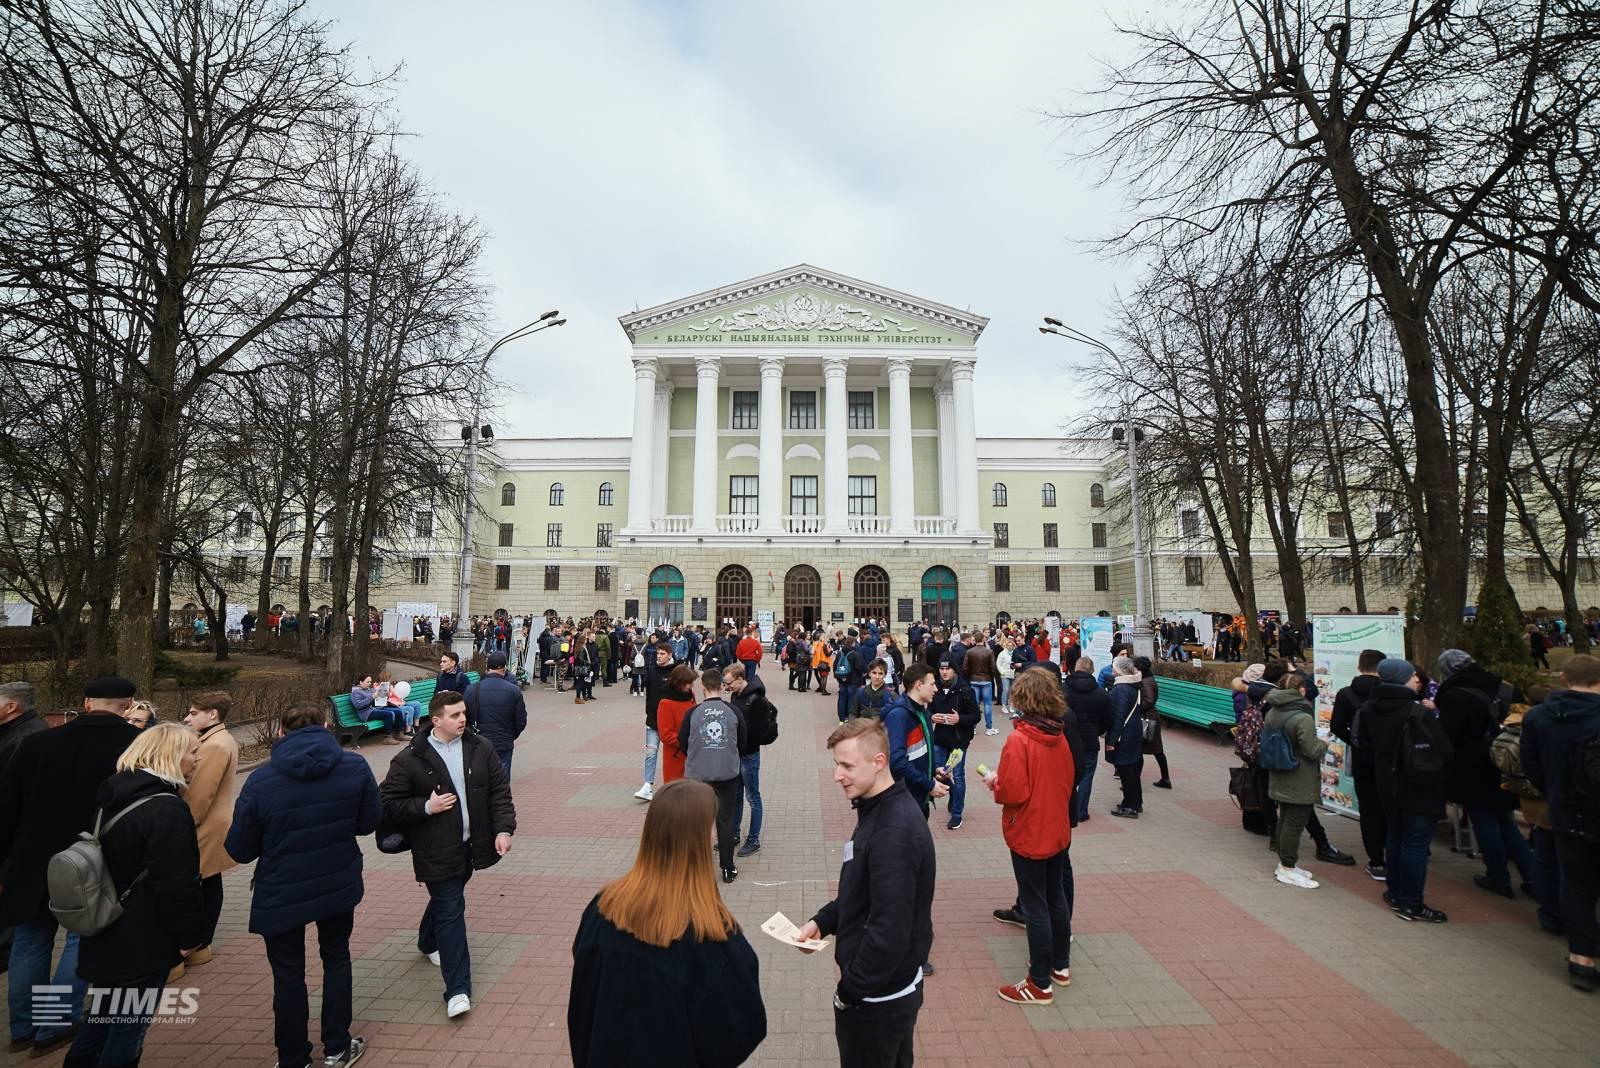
799, 718, 935, 1068
1063, 660, 1112, 823
380, 691, 516, 1019
932, 657, 981, 829
464, 652, 527, 774
0, 676, 140, 1054
727, 664, 777, 857
636, 640, 678, 801
436, 650, 472, 701
1330, 649, 1388, 878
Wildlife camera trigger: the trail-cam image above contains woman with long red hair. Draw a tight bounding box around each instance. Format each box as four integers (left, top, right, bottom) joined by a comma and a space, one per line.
568, 780, 766, 1066
654, 665, 699, 784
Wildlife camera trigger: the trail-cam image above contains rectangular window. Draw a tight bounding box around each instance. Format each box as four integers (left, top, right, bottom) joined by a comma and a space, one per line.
1092, 522, 1107, 548
728, 475, 758, 514
1583, 558, 1599, 584
596, 523, 613, 548
235, 511, 252, 538
595, 565, 611, 591
273, 557, 291, 583
1043, 523, 1058, 548
1180, 509, 1200, 537
1525, 557, 1542, 583
1184, 556, 1204, 586
411, 557, 429, 585
495, 564, 510, 590
848, 475, 877, 515
229, 555, 248, 582
544, 565, 560, 591
993, 522, 1008, 548
790, 475, 818, 515
1376, 511, 1396, 539
1327, 511, 1347, 539
994, 565, 1010, 592
1330, 559, 1353, 585
415, 512, 433, 538
318, 556, 333, 583
546, 523, 562, 547
498, 522, 514, 547
847, 390, 875, 429
731, 390, 759, 429
1093, 565, 1109, 592
1044, 565, 1060, 592
788, 390, 817, 430
1379, 558, 1403, 586
369, 559, 384, 585
284, 514, 298, 538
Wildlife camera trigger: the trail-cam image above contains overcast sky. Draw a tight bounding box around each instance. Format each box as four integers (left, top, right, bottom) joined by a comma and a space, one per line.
328, 0, 1144, 439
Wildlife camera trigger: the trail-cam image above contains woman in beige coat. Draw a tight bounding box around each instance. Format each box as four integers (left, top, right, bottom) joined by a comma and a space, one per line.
181, 690, 240, 975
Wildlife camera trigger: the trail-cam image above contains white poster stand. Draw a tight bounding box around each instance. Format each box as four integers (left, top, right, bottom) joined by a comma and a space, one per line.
1, 603, 34, 627
1310, 614, 1407, 818
1045, 616, 1061, 663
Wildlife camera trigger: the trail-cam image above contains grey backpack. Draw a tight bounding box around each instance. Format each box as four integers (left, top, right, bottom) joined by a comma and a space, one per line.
48, 794, 171, 935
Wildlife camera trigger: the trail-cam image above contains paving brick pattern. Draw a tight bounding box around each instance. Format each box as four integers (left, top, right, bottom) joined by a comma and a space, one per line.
8, 674, 1599, 1067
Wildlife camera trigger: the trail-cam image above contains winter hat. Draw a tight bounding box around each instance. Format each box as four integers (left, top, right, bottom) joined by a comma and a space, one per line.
1242, 664, 1266, 684
1377, 658, 1417, 687
1435, 648, 1473, 684
1112, 655, 1138, 677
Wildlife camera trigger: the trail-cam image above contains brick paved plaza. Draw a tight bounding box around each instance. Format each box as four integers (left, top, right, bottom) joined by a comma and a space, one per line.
11, 677, 1599, 1067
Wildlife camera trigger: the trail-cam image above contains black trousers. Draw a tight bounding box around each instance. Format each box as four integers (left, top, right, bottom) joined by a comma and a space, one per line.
1554, 833, 1599, 957
262, 910, 355, 1068
709, 776, 740, 871
1116, 758, 1143, 811
199, 873, 225, 948
1353, 776, 1388, 866
835, 984, 922, 1068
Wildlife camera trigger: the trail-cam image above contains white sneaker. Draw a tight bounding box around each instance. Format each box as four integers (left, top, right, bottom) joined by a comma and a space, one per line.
633, 783, 653, 802
446, 994, 471, 1018
425, 950, 440, 966
985, 727, 999, 736
1274, 864, 1319, 889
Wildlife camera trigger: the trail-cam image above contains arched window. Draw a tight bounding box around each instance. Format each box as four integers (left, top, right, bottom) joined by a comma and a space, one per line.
1089, 482, 1105, 508
715, 565, 753, 627
920, 566, 959, 628
784, 565, 822, 630
992, 482, 1008, 507
597, 482, 614, 506
549, 482, 565, 506
854, 565, 890, 622
501, 482, 516, 506
647, 565, 684, 626
1041, 483, 1056, 507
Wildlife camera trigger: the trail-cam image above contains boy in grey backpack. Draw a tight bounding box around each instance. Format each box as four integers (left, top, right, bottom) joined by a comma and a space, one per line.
685, 669, 747, 883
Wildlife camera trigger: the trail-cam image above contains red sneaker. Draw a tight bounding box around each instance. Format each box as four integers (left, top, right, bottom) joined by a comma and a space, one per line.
1050, 967, 1071, 987
997, 976, 1053, 1005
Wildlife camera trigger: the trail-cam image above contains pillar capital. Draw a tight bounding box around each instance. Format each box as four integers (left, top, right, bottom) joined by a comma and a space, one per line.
822, 356, 850, 380
933, 378, 954, 400
758, 355, 786, 380
947, 357, 977, 383
694, 354, 721, 379
631, 356, 660, 381
653, 379, 675, 399
885, 356, 914, 380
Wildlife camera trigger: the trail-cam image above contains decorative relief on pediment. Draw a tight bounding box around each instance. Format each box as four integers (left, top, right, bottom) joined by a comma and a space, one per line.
686, 293, 918, 335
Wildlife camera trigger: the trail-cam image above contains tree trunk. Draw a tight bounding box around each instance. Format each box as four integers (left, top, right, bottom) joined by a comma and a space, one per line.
297, 504, 316, 661
155, 556, 175, 650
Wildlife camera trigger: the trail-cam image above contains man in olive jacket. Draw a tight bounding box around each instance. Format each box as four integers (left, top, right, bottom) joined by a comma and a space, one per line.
380, 689, 516, 1019
1261, 661, 1328, 889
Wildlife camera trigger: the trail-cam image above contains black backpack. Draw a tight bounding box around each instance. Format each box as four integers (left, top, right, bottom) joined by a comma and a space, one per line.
1397, 704, 1449, 786
1567, 732, 1600, 844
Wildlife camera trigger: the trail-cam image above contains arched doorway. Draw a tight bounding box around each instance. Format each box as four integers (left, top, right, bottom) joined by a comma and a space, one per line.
647, 565, 684, 626
853, 565, 890, 623
716, 565, 753, 627
921, 566, 959, 629
784, 565, 821, 631
593, 609, 610, 627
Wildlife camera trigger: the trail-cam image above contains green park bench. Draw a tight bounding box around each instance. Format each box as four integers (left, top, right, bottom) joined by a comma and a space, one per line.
1153, 677, 1237, 743
328, 671, 480, 746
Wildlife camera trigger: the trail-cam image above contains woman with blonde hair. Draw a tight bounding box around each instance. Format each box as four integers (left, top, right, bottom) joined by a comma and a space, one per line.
66, 722, 205, 1067
123, 699, 158, 730
568, 780, 766, 1066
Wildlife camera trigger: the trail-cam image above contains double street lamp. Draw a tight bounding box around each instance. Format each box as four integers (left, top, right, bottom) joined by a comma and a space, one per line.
1039, 317, 1154, 656
452, 311, 566, 662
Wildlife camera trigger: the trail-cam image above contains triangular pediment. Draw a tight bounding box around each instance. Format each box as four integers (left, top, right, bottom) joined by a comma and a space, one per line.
619, 265, 987, 347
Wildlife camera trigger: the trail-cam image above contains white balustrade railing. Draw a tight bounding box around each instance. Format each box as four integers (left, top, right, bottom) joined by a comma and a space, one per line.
783, 514, 823, 534
913, 516, 957, 535
716, 514, 760, 533
847, 515, 890, 534
650, 515, 692, 534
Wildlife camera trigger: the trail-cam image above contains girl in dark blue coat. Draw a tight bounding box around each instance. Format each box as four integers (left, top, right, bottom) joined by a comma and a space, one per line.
1104, 657, 1145, 817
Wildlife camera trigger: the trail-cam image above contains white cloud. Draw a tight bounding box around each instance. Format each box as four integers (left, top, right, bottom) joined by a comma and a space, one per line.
327, 0, 1141, 438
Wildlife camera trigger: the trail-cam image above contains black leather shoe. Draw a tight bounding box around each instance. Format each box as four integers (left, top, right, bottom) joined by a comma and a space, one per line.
721, 867, 738, 884
1474, 874, 1515, 899
1569, 961, 1599, 992
1315, 846, 1357, 866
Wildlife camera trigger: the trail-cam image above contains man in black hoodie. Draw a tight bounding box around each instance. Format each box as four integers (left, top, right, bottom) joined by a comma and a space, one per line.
635, 639, 678, 802
727, 663, 777, 858
1063, 659, 1112, 823
799, 718, 935, 1068
1331, 649, 1388, 879
933, 657, 981, 830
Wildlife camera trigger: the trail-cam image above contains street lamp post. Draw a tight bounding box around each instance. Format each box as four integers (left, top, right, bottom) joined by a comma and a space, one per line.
1040, 318, 1156, 659
451, 311, 565, 663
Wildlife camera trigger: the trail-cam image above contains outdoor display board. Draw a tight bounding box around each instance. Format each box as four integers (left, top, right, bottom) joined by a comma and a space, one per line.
757, 610, 776, 644
1080, 616, 1114, 669
1310, 613, 1406, 818
1045, 616, 1061, 663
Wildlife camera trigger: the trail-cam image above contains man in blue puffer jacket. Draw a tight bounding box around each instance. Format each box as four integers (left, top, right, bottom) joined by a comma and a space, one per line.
226, 701, 381, 1068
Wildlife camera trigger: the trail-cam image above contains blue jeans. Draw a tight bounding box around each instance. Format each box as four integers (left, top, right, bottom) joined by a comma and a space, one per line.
1385, 810, 1438, 910
643, 727, 659, 785
495, 745, 514, 778
66, 967, 167, 1065
394, 701, 424, 731
263, 910, 355, 1067
998, 677, 1012, 710
836, 683, 858, 723
419, 843, 475, 1001
1465, 805, 1535, 888
7, 918, 84, 1042
734, 752, 763, 843
932, 743, 967, 820
1074, 755, 1099, 822
972, 681, 994, 730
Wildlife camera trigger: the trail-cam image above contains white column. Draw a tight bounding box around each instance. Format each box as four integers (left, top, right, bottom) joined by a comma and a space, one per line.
950, 357, 980, 533
625, 357, 658, 532
823, 357, 850, 533
651, 380, 673, 520
887, 357, 914, 534
758, 356, 784, 533
935, 382, 955, 519
691, 355, 720, 533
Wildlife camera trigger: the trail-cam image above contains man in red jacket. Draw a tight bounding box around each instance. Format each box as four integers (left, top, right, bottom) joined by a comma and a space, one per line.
984, 669, 1075, 1005
735, 625, 764, 682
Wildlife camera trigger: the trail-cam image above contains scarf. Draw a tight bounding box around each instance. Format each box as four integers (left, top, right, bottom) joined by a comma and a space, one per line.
1018, 712, 1063, 735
